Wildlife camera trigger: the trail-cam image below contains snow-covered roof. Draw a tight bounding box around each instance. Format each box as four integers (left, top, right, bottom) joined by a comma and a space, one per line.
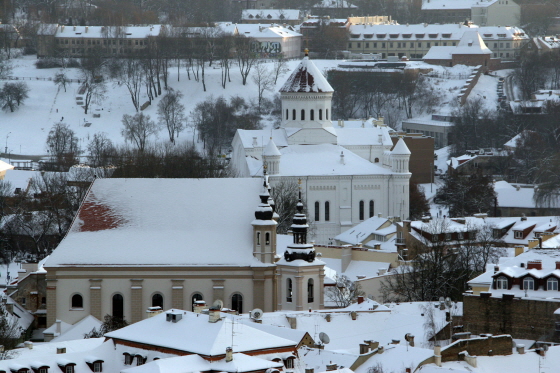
264, 138, 282, 156
270, 144, 394, 177
44, 178, 268, 267
348, 24, 527, 41
422, 0, 498, 10
391, 137, 411, 155
313, 0, 358, 8
335, 216, 396, 247
321, 258, 393, 282
424, 30, 491, 59
0, 159, 14, 173
280, 56, 334, 93
218, 23, 301, 39
50, 315, 103, 342
105, 310, 298, 356
335, 126, 394, 147
493, 181, 557, 209
48, 24, 165, 39
242, 9, 301, 21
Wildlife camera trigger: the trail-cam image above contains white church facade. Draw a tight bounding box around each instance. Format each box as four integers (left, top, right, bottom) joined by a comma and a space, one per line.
231, 52, 411, 244
43, 178, 325, 327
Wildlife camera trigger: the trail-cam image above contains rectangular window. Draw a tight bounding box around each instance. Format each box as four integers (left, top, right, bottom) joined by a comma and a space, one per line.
418, 42, 421, 48
357, 42, 361, 48
389, 42, 393, 48
382, 42, 386, 48
410, 42, 414, 48
427, 42, 431, 48
373, 42, 377, 48
458, 232, 464, 240
445, 233, 452, 241
514, 231, 523, 239
94, 362, 102, 372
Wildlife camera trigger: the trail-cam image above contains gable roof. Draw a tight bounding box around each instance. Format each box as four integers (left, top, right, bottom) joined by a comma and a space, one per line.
105, 311, 298, 356
280, 57, 334, 93
44, 178, 267, 267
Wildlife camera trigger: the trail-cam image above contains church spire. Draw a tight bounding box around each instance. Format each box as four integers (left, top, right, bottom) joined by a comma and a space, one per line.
254, 170, 273, 221
284, 179, 316, 262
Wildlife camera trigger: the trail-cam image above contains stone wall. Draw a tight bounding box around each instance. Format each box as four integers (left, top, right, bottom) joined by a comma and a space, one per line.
441, 335, 512, 362
463, 294, 560, 342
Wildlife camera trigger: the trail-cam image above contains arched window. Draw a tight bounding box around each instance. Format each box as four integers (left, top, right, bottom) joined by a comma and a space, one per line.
374, 157, 379, 163
292, 109, 296, 120
307, 279, 314, 302
496, 276, 508, 289
231, 293, 243, 314
256, 231, 261, 246
369, 200, 374, 218
310, 109, 314, 120
71, 294, 83, 309
112, 294, 124, 319
326, 109, 329, 120
152, 293, 163, 309
314, 201, 320, 221
325, 201, 330, 221
287, 278, 293, 302
359, 200, 365, 220
265, 232, 270, 245
319, 109, 323, 120
523, 277, 534, 290
548, 277, 558, 291
191, 293, 203, 311
286, 109, 288, 120
301, 109, 305, 120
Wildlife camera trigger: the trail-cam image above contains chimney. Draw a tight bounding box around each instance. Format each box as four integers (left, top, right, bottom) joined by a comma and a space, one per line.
306, 369, 315, 373
391, 339, 400, 344
494, 265, 499, 273
377, 346, 384, 354
350, 311, 357, 320
194, 300, 206, 314
516, 344, 525, 354
514, 245, 525, 256
556, 262, 560, 270
434, 345, 442, 367
527, 260, 542, 270
340, 151, 345, 164
378, 213, 382, 218
56, 320, 62, 334
209, 307, 221, 323
378, 134, 383, 144
374, 244, 381, 250
24, 341, 33, 349
252, 137, 258, 147
405, 334, 415, 347
359, 343, 369, 354
325, 314, 331, 322
226, 347, 233, 362
57, 347, 66, 354
326, 362, 338, 371
357, 296, 364, 304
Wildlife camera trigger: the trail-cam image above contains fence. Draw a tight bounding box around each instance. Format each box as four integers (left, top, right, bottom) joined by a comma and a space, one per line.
0, 76, 82, 83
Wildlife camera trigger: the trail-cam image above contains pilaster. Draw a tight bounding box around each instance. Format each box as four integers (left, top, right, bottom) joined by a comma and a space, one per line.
46, 279, 57, 327
171, 279, 184, 309
89, 279, 102, 320
130, 279, 143, 323
295, 275, 303, 311
252, 269, 266, 310
212, 279, 225, 306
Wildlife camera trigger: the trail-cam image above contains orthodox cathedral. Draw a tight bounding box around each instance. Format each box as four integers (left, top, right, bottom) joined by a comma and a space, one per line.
231, 52, 411, 244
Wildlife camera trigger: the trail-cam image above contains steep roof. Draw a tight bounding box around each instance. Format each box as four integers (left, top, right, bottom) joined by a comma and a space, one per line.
0, 159, 14, 173
264, 138, 282, 156
44, 178, 267, 267
280, 57, 334, 93
391, 137, 411, 155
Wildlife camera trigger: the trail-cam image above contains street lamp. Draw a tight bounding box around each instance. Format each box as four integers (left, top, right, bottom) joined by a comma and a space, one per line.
4, 132, 10, 155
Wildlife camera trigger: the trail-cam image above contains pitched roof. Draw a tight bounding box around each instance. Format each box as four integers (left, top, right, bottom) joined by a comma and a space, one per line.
263, 138, 282, 156
43, 178, 268, 267
280, 57, 334, 93
391, 137, 411, 155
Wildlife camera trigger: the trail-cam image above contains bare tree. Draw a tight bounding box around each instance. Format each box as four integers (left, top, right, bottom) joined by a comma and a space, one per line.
252, 62, 274, 113
46, 122, 80, 169
272, 53, 289, 85
235, 35, 257, 85
121, 113, 159, 152
117, 58, 145, 112
87, 132, 115, 167
0, 82, 29, 112
0, 53, 12, 79
325, 274, 365, 308
80, 47, 107, 114
157, 88, 187, 144
53, 72, 70, 93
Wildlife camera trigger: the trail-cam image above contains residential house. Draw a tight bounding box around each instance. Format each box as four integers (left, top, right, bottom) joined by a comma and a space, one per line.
241, 9, 303, 26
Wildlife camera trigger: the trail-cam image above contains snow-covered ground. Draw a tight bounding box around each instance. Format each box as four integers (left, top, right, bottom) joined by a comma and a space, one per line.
1, 55, 486, 157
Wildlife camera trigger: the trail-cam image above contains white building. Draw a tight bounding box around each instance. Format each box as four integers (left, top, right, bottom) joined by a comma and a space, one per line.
421, 0, 521, 27
231, 52, 411, 244
43, 177, 325, 327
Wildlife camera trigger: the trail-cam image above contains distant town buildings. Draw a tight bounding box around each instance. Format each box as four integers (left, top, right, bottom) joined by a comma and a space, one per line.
421, 0, 521, 27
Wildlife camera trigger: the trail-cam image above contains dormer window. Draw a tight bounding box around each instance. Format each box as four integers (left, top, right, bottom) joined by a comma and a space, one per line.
86, 359, 104, 372
445, 233, 452, 241
123, 353, 132, 365
548, 278, 558, 291
496, 276, 508, 289
522, 277, 534, 290
514, 231, 523, 239
428, 33, 438, 38
458, 232, 464, 240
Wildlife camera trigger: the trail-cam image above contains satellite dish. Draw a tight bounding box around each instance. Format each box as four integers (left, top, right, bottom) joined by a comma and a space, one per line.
250, 308, 263, 320
319, 332, 330, 345
213, 299, 224, 309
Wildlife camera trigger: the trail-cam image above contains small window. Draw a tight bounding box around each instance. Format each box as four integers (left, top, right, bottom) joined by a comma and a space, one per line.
93, 362, 102, 372
315, 201, 320, 221
39, 368, 48, 373
152, 294, 163, 309
285, 357, 295, 369
265, 232, 270, 245
319, 109, 323, 120
359, 200, 364, 220
287, 278, 293, 302
326, 109, 328, 120
548, 278, 558, 291
458, 232, 464, 240
66, 366, 74, 373
124, 354, 132, 365
308, 279, 314, 303
369, 200, 374, 218
136, 356, 144, 366
325, 201, 330, 221
310, 109, 314, 120
523, 277, 534, 290
514, 231, 523, 239
286, 109, 288, 120
257, 231, 261, 246
432, 234, 439, 242
301, 109, 305, 120
292, 109, 296, 120
496, 276, 508, 289
445, 233, 452, 241
231, 293, 243, 314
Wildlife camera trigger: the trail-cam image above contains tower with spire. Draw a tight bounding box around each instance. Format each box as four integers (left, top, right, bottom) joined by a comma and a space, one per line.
263, 138, 281, 176
251, 173, 277, 264
275, 179, 324, 311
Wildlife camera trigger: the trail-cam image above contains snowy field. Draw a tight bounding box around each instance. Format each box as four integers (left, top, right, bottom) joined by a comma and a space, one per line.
1, 55, 492, 157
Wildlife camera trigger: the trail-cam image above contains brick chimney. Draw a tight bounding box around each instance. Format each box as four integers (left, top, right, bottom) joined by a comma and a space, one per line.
326, 362, 338, 371
226, 347, 233, 362
359, 343, 369, 354
527, 260, 542, 270
556, 262, 560, 270
357, 296, 364, 304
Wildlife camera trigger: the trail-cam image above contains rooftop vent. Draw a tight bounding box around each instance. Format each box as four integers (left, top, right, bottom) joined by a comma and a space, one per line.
166, 312, 182, 323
